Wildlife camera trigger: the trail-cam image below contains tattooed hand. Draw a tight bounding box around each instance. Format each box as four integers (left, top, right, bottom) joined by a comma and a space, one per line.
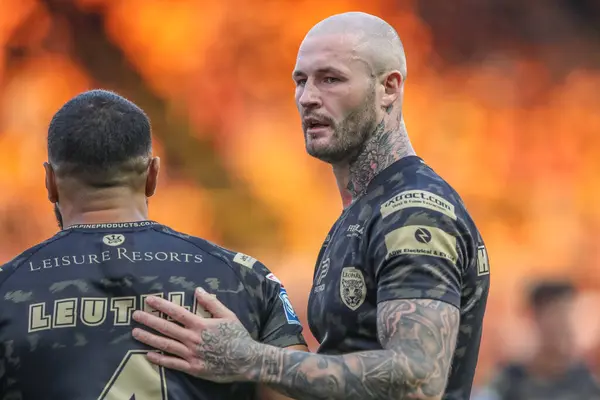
132, 288, 262, 383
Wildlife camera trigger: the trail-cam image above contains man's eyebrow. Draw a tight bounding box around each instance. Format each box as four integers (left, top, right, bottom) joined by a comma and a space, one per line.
292, 70, 304, 80
292, 67, 346, 80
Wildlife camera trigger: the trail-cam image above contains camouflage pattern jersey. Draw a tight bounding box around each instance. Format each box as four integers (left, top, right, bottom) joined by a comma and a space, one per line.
0, 221, 306, 400
307, 156, 490, 400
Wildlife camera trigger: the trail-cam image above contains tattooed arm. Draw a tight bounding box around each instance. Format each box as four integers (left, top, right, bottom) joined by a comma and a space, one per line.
252, 299, 459, 400
132, 290, 460, 399
255, 345, 311, 400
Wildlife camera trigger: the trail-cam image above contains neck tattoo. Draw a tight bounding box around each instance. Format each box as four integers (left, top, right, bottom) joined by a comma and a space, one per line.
346, 118, 411, 200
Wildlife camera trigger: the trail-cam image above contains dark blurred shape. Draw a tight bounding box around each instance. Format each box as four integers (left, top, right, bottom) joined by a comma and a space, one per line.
563, 0, 600, 35
528, 280, 576, 363
473, 279, 600, 400
529, 280, 575, 313
416, 0, 600, 75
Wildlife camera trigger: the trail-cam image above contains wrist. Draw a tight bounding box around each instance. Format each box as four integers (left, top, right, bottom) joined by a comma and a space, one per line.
245, 342, 285, 384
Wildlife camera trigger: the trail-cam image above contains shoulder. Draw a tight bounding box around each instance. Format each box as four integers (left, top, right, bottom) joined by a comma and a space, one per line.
151, 224, 279, 286
0, 230, 71, 286
369, 158, 484, 233
373, 162, 468, 223
365, 161, 487, 272
368, 166, 473, 242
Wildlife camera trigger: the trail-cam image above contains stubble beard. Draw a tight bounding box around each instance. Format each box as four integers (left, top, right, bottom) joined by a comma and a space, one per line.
305, 88, 378, 165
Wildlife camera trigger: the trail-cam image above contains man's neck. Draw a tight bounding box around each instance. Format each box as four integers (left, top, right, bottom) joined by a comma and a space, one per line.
63, 210, 149, 228
333, 117, 415, 208
59, 189, 150, 229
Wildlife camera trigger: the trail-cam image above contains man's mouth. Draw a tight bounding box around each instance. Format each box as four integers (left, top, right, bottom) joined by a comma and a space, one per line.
304, 118, 332, 137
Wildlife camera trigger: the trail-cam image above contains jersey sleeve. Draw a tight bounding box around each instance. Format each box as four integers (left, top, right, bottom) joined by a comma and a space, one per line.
230, 253, 307, 349
369, 190, 470, 308
255, 262, 307, 348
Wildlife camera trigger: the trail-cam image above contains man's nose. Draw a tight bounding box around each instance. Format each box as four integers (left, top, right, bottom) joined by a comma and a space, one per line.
298, 81, 322, 108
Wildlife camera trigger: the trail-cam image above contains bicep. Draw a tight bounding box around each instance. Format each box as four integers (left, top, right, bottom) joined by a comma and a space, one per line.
372, 209, 465, 383
377, 298, 460, 396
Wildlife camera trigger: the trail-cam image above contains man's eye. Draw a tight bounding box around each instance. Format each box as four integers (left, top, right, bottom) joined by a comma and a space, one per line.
324, 77, 339, 84
296, 79, 307, 86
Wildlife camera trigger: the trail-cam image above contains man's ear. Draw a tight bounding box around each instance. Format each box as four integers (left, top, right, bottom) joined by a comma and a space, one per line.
44, 162, 59, 203
380, 70, 403, 110
145, 157, 160, 197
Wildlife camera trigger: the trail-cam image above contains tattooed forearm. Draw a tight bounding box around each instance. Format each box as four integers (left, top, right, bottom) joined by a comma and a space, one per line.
248, 299, 460, 400
199, 321, 265, 379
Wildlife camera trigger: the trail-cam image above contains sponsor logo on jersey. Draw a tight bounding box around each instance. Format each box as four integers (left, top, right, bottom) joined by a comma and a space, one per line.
380, 190, 457, 220
313, 257, 330, 294
477, 245, 490, 276
346, 224, 364, 238
69, 221, 157, 229
28, 248, 203, 271
233, 252, 257, 268
384, 225, 458, 264
279, 287, 301, 325
315, 258, 330, 286
265, 273, 299, 324
340, 267, 366, 311
103, 234, 125, 247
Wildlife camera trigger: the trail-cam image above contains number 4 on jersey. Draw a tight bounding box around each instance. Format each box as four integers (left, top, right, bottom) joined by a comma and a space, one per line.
98, 350, 168, 400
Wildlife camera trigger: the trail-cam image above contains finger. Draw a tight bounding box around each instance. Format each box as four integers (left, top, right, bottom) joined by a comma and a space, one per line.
133, 310, 197, 344
146, 351, 194, 374
132, 328, 192, 359
144, 295, 197, 327
195, 287, 236, 319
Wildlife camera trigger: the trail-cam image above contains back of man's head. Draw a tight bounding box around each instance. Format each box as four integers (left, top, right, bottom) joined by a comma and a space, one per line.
48, 89, 152, 188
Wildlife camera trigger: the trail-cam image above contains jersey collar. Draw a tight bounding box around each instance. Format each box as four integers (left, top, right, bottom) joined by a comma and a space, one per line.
65, 220, 160, 231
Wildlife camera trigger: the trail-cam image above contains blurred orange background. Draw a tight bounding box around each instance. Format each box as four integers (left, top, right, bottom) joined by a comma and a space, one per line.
1, 0, 599, 389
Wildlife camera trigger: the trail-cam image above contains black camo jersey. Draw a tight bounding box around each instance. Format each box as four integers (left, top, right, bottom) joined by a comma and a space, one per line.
307, 156, 490, 400
0, 221, 306, 400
